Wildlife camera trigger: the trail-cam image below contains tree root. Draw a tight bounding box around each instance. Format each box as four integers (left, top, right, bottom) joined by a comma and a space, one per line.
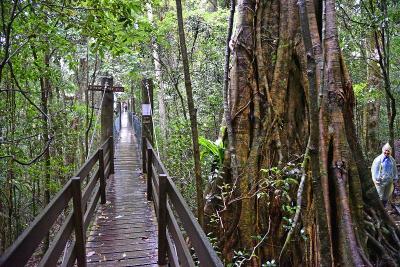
389, 227, 400, 248
364, 208, 400, 264
366, 232, 397, 267
278, 147, 309, 262
217, 211, 240, 249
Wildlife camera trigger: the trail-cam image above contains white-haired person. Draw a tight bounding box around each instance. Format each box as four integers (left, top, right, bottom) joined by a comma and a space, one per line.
371, 143, 399, 207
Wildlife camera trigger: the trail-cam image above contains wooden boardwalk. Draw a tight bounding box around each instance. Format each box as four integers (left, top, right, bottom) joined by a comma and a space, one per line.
86, 113, 158, 266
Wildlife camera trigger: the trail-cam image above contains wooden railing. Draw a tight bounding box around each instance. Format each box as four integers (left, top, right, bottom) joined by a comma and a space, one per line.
143, 138, 223, 267
0, 136, 114, 267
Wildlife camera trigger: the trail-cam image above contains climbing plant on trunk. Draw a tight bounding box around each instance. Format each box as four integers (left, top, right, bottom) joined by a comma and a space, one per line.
205, 0, 400, 265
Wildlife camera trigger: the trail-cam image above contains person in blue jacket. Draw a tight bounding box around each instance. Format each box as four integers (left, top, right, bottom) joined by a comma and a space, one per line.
371, 143, 398, 207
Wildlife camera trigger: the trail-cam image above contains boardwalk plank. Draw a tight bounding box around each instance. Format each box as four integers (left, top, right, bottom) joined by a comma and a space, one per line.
86, 113, 158, 266
87, 238, 156, 248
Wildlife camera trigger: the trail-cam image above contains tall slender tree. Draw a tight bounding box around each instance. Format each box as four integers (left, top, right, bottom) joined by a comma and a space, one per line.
372, 0, 397, 154
147, 3, 168, 140
175, 0, 204, 226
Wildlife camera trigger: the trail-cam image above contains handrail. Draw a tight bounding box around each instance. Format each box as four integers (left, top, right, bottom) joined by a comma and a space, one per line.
143, 139, 223, 267
0, 136, 114, 267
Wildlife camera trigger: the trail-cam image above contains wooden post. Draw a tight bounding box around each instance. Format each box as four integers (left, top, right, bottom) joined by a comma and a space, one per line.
98, 149, 106, 204
109, 136, 115, 175
117, 101, 122, 128
142, 137, 147, 175
101, 77, 114, 144
158, 174, 168, 265
147, 146, 153, 201
141, 78, 154, 173
142, 78, 154, 108
71, 177, 87, 267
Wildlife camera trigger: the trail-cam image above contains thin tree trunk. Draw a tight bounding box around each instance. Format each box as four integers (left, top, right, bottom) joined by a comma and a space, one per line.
363, 101, 380, 156
76, 58, 87, 101
175, 0, 204, 227
41, 55, 51, 253
362, 32, 382, 156
0, 195, 3, 253
173, 82, 188, 120
6, 83, 15, 249
373, 0, 396, 154
147, 3, 168, 139
7, 161, 13, 248
85, 53, 99, 158
32, 47, 51, 252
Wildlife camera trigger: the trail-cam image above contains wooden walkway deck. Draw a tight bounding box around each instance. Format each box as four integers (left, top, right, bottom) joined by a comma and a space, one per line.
86, 113, 158, 266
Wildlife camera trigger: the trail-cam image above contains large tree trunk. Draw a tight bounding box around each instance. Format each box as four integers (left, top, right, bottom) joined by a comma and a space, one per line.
207, 0, 400, 265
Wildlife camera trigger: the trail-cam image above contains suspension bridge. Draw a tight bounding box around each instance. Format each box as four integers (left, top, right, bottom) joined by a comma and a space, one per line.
0, 77, 223, 267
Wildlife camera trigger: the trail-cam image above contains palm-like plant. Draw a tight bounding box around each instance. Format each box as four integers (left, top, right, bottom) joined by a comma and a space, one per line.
199, 136, 225, 166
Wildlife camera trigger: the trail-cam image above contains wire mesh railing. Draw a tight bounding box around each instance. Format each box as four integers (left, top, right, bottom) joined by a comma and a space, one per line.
128, 112, 142, 151
113, 113, 121, 138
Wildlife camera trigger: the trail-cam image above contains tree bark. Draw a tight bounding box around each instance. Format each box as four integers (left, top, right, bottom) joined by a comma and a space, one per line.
372, 0, 396, 154
32, 47, 52, 252
147, 3, 168, 139
85, 53, 99, 158
206, 0, 400, 265
175, 0, 204, 227
298, 1, 332, 264
76, 58, 87, 101
40, 54, 51, 253
363, 101, 380, 156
